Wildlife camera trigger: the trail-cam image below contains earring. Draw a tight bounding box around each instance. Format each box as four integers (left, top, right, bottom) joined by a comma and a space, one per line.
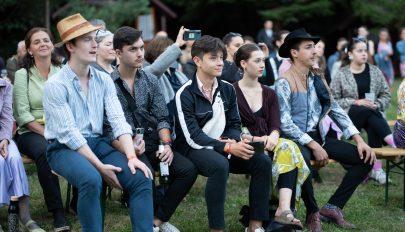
29, 53, 33, 58
349, 56, 353, 60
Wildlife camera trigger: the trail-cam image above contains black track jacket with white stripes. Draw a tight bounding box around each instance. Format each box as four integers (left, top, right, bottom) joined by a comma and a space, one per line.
173, 74, 242, 155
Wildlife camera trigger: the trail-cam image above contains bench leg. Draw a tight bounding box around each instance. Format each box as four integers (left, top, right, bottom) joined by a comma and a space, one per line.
385, 159, 389, 206
101, 181, 107, 231
65, 183, 71, 212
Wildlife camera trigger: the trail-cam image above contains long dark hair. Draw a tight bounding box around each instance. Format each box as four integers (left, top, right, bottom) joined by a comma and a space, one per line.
234, 43, 261, 69
22, 27, 61, 76
341, 37, 367, 67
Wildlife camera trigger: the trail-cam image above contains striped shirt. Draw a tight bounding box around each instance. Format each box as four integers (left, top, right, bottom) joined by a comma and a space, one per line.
43, 64, 132, 150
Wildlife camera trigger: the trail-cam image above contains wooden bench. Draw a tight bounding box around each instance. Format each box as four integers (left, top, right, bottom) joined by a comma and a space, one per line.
21, 154, 73, 213
373, 148, 405, 210
388, 120, 396, 127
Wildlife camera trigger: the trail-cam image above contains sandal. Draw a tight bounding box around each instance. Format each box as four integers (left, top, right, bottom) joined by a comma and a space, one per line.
21, 219, 46, 232
274, 210, 303, 230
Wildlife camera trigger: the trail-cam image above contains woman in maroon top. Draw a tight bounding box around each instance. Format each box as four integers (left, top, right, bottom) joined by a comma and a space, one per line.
233, 44, 310, 230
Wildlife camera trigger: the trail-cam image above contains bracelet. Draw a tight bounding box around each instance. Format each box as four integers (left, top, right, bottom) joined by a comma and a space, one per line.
162, 141, 172, 146
225, 143, 232, 159
251, 136, 254, 142
128, 156, 137, 161
162, 139, 172, 143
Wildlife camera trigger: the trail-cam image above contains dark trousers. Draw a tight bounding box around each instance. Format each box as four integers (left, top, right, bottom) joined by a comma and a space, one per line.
15, 132, 64, 212
143, 150, 198, 222
297, 133, 372, 214
186, 148, 272, 230
349, 105, 392, 148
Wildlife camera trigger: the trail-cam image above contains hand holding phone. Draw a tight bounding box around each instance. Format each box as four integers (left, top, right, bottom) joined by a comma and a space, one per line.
249, 141, 265, 154
183, 30, 201, 41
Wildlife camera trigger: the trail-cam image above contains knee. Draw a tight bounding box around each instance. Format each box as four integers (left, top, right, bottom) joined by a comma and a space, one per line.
211, 156, 229, 177
127, 172, 153, 193
80, 171, 102, 193
179, 161, 199, 181
7, 152, 23, 166
252, 154, 272, 173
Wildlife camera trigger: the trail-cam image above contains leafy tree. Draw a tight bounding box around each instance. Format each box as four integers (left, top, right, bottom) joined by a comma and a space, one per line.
57, 0, 150, 31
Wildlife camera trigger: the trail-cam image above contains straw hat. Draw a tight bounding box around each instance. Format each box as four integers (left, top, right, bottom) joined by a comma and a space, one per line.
56, 13, 102, 46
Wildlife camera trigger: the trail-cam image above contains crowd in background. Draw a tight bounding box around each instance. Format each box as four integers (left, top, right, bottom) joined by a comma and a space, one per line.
1, 14, 405, 232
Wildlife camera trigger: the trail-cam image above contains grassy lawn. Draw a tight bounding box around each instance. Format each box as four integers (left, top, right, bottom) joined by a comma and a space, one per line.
1, 79, 405, 231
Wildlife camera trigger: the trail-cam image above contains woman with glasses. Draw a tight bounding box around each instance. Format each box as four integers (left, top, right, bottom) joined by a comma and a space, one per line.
330, 38, 393, 184
13, 27, 70, 232
93, 29, 115, 74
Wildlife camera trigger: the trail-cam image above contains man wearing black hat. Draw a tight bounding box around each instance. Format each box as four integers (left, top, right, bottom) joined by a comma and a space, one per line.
275, 28, 376, 232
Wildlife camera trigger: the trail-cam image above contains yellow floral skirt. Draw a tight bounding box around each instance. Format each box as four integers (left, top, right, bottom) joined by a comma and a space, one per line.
271, 138, 310, 207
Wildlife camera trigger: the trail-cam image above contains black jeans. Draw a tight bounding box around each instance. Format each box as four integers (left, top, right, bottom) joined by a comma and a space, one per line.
15, 132, 64, 212
297, 132, 372, 214
143, 149, 198, 222
186, 148, 272, 230
349, 105, 392, 148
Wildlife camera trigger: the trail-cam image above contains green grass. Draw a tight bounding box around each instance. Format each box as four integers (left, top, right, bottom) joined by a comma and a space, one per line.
1, 79, 405, 231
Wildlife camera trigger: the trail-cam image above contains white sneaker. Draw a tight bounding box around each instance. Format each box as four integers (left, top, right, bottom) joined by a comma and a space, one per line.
159, 222, 180, 232
245, 227, 265, 232
369, 169, 391, 184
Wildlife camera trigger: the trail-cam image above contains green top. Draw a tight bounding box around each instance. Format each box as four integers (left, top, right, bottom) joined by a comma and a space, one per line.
13, 65, 60, 134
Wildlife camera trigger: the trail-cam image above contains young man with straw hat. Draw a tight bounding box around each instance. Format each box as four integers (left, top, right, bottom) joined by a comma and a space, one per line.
43, 13, 154, 232
275, 28, 375, 232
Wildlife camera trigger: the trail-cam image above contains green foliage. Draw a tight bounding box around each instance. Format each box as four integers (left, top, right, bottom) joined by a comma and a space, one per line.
258, 0, 334, 24
351, 0, 405, 28
59, 0, 150, 31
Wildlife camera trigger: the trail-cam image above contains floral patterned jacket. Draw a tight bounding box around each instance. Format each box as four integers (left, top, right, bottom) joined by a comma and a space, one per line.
330, 64, 391, 113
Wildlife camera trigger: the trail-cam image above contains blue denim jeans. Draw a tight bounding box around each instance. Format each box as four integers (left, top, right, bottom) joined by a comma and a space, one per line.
46, 137, 153, 232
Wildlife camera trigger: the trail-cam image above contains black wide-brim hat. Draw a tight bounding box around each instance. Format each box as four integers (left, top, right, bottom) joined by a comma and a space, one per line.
278, 28, 320, 58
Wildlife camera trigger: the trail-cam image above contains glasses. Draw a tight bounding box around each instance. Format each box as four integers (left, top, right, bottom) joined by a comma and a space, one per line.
228, 32, 242, 37
95, 29, 106, 38
352, 37, 366, 43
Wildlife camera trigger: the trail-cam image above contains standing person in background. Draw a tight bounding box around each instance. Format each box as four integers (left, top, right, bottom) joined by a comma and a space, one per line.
330, 38, 393, 185
89, 19, 106, 30
327, 38, 348, 72
0, 76, 46, 232
375, 28, 395, 86
314, 39, 331, 84
256, 20, 274, 52
358, 26, 375, 65
221, 32, 244, 83
263, 30, 289, 86
6, 41, 26, 84
13, 27, 70, 232
396, 27, 405, 79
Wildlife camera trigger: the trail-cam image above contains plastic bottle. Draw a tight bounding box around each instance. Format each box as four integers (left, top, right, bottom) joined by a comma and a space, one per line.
8, 196, 20, 232
158, 141, 170, 185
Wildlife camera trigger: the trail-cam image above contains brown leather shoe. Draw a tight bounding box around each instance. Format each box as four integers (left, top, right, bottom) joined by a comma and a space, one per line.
306, 212, 323, 232
319, 206, 356, 229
